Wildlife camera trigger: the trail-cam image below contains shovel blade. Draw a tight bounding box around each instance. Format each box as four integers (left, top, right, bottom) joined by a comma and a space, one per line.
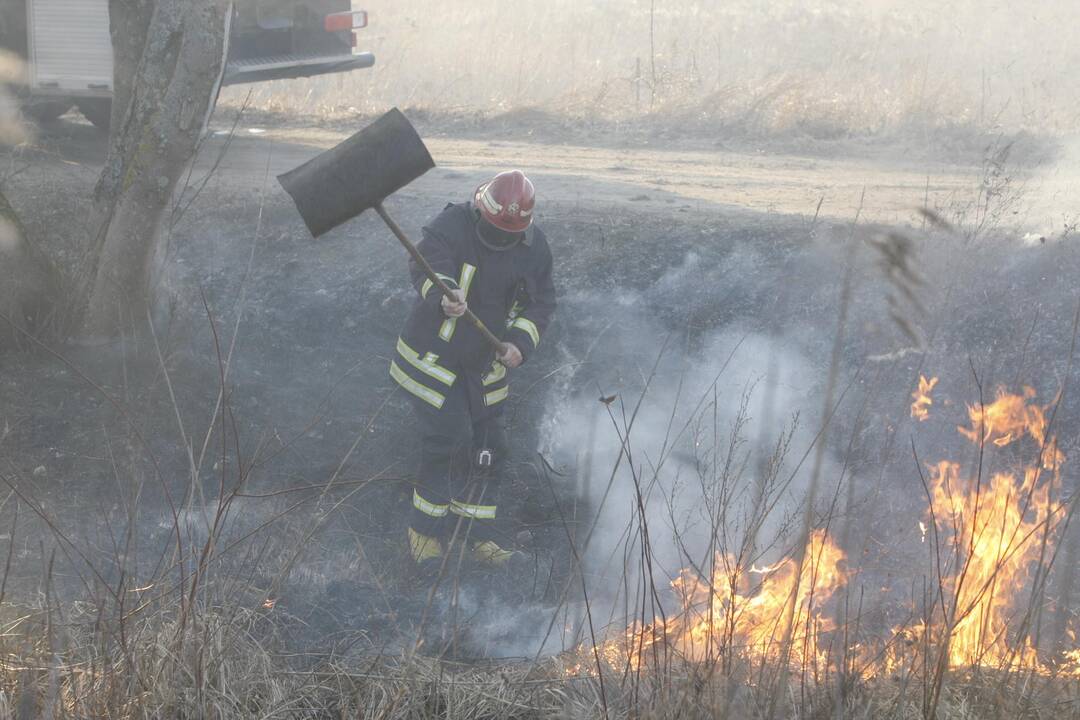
277, 107, 435, 238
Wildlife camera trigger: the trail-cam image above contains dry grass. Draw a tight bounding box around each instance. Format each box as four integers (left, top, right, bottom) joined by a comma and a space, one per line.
221, 0, 1080, 149
1, 595, 1077, 719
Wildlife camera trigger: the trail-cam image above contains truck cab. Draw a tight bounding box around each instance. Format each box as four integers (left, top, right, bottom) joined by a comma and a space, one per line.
3, 0, 374, 129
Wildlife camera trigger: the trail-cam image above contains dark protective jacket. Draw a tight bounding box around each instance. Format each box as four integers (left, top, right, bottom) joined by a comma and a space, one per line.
390, 201, 556, 414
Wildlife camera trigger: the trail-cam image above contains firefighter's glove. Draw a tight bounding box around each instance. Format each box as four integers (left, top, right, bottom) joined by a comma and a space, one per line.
441, 288, 467, 318
497, 342, 522, 369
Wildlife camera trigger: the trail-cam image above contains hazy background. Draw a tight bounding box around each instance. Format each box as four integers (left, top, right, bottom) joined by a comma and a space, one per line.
228, 0, 1080, 144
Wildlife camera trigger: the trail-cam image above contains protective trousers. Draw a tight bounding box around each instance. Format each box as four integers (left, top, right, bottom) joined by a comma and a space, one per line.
409, 371, 508, 544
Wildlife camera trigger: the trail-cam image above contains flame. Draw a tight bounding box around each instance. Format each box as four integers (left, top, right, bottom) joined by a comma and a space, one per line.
925, 463, 1051, 668
925, 385, 1067, 670
911, 375, 938, 421
749, 561, 784, 575
589, 530, 846, 672
1064, 648, 1080, 674
571, 384, 1078, 680
957, 386, 1063, 469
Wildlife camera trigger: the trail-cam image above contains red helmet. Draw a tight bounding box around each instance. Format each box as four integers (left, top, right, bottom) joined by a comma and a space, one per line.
474, 170, 535, 233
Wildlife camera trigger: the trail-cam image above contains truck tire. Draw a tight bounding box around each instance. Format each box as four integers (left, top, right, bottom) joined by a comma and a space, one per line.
77, 99, 112, 132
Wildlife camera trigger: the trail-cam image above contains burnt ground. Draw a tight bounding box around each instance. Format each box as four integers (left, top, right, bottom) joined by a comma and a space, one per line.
1, 113, 1079, 663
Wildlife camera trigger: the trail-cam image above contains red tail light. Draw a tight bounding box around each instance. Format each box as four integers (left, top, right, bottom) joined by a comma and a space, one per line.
325, 10, 368, 32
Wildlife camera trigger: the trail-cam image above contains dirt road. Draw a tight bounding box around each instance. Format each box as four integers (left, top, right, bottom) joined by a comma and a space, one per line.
48, 112, 1065, 234
208, 123, 988, 227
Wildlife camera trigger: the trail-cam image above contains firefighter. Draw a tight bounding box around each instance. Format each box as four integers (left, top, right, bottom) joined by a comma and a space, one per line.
390, 170, 556, 568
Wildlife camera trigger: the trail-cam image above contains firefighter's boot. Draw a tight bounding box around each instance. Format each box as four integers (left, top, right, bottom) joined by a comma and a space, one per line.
470, 539, 520, 567
408, 528, 443, 566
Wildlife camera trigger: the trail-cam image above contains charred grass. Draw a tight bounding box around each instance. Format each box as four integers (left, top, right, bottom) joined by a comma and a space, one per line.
1, 308, 1079, 718
2, 94, 1079, 717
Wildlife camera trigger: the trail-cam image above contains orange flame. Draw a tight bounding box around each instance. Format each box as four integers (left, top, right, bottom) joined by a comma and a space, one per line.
925, 386, 1067, 670
572, 384, 1077, 680
589, 530, 846, 672
911, 375, 938, 421
958, 386, 1063, 468
925, 462, 1053, 668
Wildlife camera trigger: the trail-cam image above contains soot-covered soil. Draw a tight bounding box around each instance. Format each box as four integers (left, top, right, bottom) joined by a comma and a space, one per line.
1, 115, 1078, 661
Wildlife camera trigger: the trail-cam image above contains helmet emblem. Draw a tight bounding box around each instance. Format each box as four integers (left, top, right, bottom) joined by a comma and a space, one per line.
508, 201, 520, 215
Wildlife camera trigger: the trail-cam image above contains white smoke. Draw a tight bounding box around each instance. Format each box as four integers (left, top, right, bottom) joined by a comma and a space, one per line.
493, 250, 847, 653
549, 332, 832, 613
1020, 137, 1080, 244
0, 50, 30, 147
0, 217, 20, 253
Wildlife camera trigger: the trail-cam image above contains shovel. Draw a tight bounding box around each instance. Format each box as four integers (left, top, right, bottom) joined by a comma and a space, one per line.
277, 108, 505, 352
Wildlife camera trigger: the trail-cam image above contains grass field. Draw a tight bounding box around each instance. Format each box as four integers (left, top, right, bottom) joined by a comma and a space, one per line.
226, 0, 1080, 148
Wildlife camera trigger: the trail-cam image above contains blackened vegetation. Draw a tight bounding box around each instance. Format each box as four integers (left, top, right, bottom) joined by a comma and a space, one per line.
0, 124, 1078, 716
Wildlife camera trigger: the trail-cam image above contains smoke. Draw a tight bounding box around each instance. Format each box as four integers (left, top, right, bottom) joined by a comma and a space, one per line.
0, 50, 29, 147
457, 250, 847, 657
0, 218, 19, 253
1021, 137, 1080, 243
562, 339, 832, 600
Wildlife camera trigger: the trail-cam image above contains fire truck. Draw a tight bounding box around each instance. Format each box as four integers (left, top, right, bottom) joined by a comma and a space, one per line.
0, 0, 374, 129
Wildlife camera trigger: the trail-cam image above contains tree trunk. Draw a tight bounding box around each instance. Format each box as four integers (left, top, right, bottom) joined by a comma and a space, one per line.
0, 187, 60, 348
0, 0, 29, 59
105, 0, 154, 134
79, 0, 227, 340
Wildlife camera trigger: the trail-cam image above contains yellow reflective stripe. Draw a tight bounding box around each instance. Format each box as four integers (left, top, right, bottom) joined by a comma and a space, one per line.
511, 316, 540, 348
482, 361, 506, 386
390, 361, 445, 408
421, 274, 456, 299
484, 385, 509, 406
438, 263, 476, 342
413, 490, 448, 517
396, 338, 457, 386
450, 500, 497, 519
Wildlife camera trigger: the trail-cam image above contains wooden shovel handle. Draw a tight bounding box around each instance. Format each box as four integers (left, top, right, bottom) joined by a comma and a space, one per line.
374, 203, 506, 353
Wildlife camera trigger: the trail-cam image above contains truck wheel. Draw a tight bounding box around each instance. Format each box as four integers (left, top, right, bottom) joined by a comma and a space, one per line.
77, 99, 112, 132
23, 100, 72, 125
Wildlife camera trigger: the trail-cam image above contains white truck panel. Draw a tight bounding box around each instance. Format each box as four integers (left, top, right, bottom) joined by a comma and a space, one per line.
28, 0, 112, 95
